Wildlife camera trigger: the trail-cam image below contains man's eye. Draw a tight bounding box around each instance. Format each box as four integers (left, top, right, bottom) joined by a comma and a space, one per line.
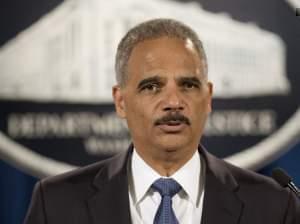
183, 82, 199, 89
141, 83, 160, 92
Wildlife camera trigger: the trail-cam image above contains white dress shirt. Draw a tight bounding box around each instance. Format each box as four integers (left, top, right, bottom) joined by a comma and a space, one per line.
128, 149, 205, 224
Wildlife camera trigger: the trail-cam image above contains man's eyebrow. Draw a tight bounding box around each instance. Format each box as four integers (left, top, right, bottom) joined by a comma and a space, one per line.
177, 76, 202, 85
137, 76, 162, 89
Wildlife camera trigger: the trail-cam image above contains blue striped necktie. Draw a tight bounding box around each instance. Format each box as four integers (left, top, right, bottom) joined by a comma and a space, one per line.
152, 178, 182, 224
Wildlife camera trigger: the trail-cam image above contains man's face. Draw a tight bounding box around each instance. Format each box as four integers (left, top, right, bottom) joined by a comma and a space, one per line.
113, 36, 212, 160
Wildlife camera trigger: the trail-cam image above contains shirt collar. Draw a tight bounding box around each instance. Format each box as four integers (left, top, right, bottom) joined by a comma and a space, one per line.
129, 148, 201, 206
171, 150, 201, 206
130, 149, 161, 205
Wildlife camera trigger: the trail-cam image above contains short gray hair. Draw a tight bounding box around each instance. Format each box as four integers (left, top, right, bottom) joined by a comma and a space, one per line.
115, 18, 208, 86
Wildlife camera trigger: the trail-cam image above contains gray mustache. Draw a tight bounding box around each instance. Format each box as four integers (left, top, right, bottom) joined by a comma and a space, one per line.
155, 113, 191, 125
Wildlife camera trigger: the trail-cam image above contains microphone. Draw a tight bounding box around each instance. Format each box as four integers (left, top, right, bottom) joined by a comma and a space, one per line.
272, 167, 300, 198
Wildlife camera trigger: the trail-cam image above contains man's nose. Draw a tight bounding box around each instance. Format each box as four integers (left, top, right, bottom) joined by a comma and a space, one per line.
162, 88, 184, 111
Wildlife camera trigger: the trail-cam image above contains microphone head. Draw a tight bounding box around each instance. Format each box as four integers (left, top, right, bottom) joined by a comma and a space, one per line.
271, 167, 292, 187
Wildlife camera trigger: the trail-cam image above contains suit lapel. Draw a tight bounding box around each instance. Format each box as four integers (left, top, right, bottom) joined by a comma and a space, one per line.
200, 148, 244, 224
87, 148, 133, 224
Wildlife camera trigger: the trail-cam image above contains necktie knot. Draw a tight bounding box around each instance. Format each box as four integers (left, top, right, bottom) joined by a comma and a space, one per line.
152, 178, 181, 197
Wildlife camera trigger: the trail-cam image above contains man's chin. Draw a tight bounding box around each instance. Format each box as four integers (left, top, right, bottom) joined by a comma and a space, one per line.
154, 135, 191, 151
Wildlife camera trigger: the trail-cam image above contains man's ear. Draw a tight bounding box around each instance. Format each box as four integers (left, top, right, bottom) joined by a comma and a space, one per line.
112, 85, 126, 118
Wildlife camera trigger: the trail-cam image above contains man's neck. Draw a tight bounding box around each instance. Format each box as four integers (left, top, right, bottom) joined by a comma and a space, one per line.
134, 147, 197, 176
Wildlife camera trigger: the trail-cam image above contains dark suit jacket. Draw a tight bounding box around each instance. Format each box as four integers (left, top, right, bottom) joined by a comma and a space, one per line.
24, 145, 300, 224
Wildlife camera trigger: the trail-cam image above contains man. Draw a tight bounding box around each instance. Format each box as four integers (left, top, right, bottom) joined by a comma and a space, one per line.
24, 18, 300, 224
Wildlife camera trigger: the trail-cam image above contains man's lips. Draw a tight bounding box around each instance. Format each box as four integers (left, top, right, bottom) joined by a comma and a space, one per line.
164, 120, 183, 125
157, 121, 187, 133
154, 112, 190, 133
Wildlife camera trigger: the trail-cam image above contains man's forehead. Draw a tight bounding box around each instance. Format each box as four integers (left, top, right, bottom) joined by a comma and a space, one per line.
124, 36, 206, 85
131, 37, 200, 63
